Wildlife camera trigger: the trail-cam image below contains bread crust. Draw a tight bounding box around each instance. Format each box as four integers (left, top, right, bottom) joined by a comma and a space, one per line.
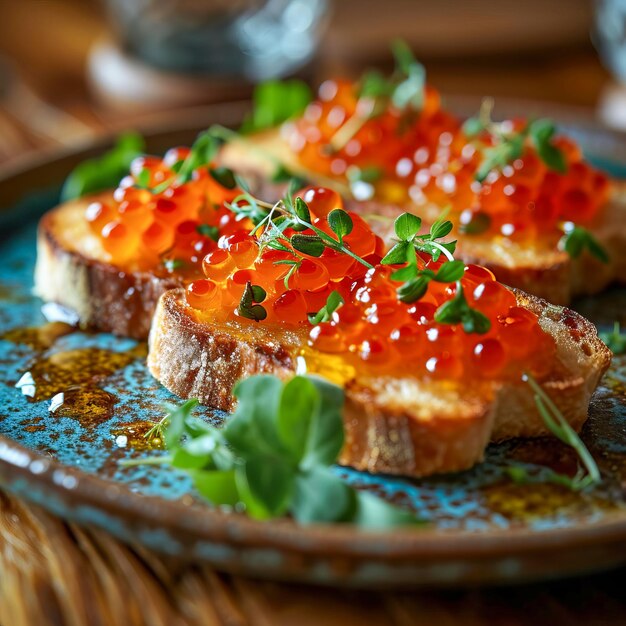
34, 196, 183, 339
147, 288, 611, 478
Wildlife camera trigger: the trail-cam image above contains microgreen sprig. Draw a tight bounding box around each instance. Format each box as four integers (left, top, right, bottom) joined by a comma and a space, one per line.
464, 99, 568, 183
127, 376, 419, 528
522, 372, 601, 491
559, 223, 610, 264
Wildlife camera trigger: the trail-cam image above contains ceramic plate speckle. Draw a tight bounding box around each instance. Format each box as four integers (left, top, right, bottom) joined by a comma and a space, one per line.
0, 106, 625, 588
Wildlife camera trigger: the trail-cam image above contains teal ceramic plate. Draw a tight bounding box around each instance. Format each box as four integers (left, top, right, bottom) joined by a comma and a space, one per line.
0, 104, 625, 588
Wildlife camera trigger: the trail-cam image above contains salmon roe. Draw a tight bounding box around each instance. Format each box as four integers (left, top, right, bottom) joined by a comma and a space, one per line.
185, 186, 555, 382
85, 147, 247, 274
287, 78, 610, 244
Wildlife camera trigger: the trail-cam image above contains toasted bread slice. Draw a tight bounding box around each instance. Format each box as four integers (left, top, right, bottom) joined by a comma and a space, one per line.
34, 194, 183, 339
220, 130, 626, 305
147, 288, 611, 478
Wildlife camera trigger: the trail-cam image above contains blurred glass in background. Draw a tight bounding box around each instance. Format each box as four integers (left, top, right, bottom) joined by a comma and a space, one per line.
103, 0, 329, 79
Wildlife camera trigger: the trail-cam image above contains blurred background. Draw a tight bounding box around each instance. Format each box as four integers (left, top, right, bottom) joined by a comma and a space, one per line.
0, 0, 625, 166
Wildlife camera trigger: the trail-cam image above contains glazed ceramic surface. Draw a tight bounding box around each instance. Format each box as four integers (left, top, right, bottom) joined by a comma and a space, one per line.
0, 110, 625, 587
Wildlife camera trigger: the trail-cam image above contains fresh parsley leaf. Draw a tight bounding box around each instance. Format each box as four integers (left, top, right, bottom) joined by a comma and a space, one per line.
381, 241, 411, 265
397, 275, 430, 303
560, 225, 610, 264
308, 290, 344, 325
61, 133, 145, 201
599, 322, 626, 355
240, 80, 313, 134
429, 219, 454, 240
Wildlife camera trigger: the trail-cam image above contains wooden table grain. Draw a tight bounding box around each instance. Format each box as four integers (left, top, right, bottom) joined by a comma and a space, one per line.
0, 2, 625, 624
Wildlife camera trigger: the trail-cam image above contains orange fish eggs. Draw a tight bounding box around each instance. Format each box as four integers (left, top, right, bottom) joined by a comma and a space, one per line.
186, 279, 220, 310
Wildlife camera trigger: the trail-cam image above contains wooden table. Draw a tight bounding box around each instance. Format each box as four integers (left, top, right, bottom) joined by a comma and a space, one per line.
1, 2, 625, 625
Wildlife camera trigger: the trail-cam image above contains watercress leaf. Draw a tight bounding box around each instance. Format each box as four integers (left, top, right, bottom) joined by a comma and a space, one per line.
381, 241, 411, 265
226, 375, 284, 457
307, 290, 344, 325
237, 456, 294, 518
171, 446, 215, 471
163, 399, 200, 449
397, 275, 430, 303
434, 260, 465, 283
300, 377, 345, 469
291, 466, 356, 524
61, 132, 145, 201
192, 469, 239, 507
328, 209, 353, 241
209, 166, 237, 189
276, 376, 319, 462
429, 219, 453, 240
352, 492, 418, 529
394, 213, 422, 241
241, 80, 313, 134
290, 234, 325, 257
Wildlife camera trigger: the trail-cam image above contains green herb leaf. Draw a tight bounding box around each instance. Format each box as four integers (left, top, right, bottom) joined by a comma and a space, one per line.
434, 282, 491, 334
462, 116, 485, 137
327, 209, 354, 243
163, 258, 184, 272
196, 224, 220, 241
599, 322, 626, 355
390, 39, 426, 111
290, 234, 325, 257
560, 225, 610, 264
209, 166, 237, 189
346, 166, 383, 183
61, 133, 145, 201
292, 466, 356, 524
434, 260, 465, 283
528, 119, 567, 174
397, 275, 430, 303
308, 290, 345, 325
459, 211, 491, 235
475, 133, 525, 183
241, 80, 313, 134
429, 219, 453, 240
193, 469, 239, 507
381, 241, 411, 266
294, 196, 311, 225
237, 282, 268, 321
177, 131, 222, 184
394, 213, 422, 241
135, 168, 151, 189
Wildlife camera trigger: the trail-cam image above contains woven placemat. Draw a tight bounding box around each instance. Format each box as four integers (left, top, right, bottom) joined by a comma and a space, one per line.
1, 492, 626, 626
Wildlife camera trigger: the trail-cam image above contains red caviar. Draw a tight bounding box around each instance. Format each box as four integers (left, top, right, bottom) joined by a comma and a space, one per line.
185, 188, 555, 383
86, 149, 247, 274
287, 78, 610, 246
